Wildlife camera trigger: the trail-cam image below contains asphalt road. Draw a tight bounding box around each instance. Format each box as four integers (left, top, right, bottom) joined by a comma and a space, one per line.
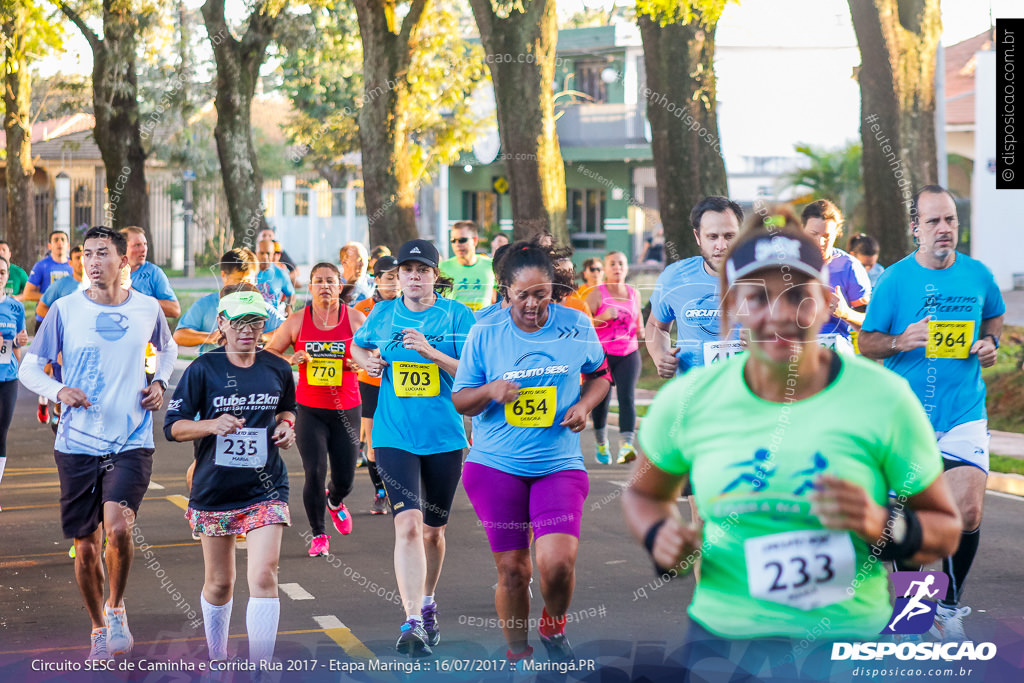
2, 371, 1024, 683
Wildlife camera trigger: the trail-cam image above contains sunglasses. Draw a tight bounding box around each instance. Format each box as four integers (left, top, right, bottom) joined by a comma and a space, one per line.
227, 317, 266, 331
450, 237, 471, 244
588, 267, 603, 272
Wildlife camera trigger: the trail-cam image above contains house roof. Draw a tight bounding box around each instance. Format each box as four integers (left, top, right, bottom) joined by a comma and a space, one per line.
945, 29, 994, 127
0, 113, 102, 161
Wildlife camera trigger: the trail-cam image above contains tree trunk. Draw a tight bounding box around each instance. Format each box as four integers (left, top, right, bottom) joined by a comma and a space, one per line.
351, 0, 428, 249
638, 13, 728, 264
201, 0, 283, 248
58, 1, 150, 240
3, 7, 38, 268
469, 0, 567, 244
848, 0, 941, 263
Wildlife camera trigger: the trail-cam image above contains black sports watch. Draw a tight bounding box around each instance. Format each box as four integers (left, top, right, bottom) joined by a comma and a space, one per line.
150, 379, 168, 391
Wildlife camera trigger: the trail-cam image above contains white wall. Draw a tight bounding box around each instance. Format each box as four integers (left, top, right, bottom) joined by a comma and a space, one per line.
971, 50, 1021, 291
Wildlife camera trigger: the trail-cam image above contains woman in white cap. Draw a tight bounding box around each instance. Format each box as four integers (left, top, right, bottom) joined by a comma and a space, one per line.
623, 207, 962, 680
351, 239, 475, 657
164, 286, 297, 668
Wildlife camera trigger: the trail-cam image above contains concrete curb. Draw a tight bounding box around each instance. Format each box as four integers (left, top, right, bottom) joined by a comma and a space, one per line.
987, 472, 1024, 498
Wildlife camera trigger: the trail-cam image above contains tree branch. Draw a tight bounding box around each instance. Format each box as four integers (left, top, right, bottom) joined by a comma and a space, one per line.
57, 1, 101, 53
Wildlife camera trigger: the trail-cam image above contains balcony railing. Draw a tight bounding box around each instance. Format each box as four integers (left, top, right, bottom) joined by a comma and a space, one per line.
556, 103, 648, 147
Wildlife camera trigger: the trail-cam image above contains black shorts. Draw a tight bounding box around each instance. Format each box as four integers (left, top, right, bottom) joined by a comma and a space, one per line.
359, 381, 380, 420
374, 447, 463, 527
54, 448, 154, 539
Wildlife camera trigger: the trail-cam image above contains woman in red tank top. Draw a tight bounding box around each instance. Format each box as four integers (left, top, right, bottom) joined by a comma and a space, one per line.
266, 262, 366, 557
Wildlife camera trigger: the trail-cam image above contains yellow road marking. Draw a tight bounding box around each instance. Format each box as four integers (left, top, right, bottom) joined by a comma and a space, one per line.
166, 494, 190, 510
323, 627, 375, 659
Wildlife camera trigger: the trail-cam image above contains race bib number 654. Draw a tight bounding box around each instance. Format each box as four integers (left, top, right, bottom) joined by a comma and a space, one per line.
744, 530, 855, 611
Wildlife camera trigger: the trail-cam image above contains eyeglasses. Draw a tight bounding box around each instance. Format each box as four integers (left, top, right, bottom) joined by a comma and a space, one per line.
450, 237, 471, 244
227, 317, 266, 331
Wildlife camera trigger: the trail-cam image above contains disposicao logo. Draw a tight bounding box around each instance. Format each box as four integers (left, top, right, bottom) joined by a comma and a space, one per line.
831, 571, 996, 662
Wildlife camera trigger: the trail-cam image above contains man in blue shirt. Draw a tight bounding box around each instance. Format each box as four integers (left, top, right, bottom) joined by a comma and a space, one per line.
37, 245, 84, 318
255, 239, 295, 316
645, 196, 743, 377
860, 185, 1005, 643
23, 230, 73, 327
120, 227, 180, 318
801, 199, 871, 340
174, 248, 283, 354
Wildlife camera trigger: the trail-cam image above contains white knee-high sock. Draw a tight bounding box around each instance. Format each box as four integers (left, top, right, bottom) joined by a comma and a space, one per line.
201, 595, 232, 661
246, 597, 280, 665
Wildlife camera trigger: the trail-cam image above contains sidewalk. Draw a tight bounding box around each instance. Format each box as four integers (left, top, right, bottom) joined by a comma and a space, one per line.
610, 390, 1024, 496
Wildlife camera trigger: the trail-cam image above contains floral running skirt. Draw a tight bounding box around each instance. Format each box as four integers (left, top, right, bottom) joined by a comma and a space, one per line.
187, 501, 291, 537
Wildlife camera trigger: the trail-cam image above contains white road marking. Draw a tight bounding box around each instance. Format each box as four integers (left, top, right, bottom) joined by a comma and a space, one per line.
314, 615, 346, 630
147, 481, 165, 490
279, 583, 315, 601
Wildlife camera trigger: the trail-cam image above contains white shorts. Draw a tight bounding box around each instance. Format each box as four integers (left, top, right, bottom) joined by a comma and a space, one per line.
936, 419, 990, 473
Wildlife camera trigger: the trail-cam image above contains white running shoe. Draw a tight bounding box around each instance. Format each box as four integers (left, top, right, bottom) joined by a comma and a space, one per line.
87, 628, 108, 660
929, 604, 971, 642
104, 603, 134, 656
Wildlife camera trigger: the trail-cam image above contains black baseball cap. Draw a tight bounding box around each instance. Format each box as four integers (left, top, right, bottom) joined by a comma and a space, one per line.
373, 255, 399, 277
396, 239, 439, 268
725, 232, 827, 286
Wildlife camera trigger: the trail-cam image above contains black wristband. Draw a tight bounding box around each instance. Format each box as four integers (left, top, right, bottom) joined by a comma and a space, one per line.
874, 504, 923, 562
643, 518, 675, 576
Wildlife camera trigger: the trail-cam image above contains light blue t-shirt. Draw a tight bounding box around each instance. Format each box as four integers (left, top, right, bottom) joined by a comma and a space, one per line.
866, 262, 885, 288
862, 251, 1005, 432
40, 275, 84, 308
353, 296, 475, 454
474, 301, 506, 322
129, 261, 178, 303
176, 292, 284, 354
29, 290, 173, 455
650, 255, 734, 374
28, 255, 73, 321
453, 304, 605, 476
256, 265, 295, 313
0, 296, 26, 382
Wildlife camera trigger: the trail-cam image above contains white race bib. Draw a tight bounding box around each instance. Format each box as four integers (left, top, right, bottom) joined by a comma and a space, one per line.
215, 427, 268, 468
744, 530, 855, 611
817, 333, 856, 355
703, 340, 744, 365
0, 339, 11, 365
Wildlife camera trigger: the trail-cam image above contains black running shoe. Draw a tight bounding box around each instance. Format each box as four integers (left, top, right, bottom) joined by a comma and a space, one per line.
539, 632, 575, 662
395, 619, 432, 657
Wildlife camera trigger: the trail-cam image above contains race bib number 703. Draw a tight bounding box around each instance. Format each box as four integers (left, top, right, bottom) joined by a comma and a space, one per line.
393, 361, 440, 397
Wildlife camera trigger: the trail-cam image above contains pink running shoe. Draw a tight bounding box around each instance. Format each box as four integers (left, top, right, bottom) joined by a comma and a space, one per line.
326, 491, 353, 535
308, 534, 330, 557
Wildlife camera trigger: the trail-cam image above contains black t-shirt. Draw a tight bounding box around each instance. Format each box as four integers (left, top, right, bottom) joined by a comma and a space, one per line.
164, 348, 297, 511
278, 249, 297, 272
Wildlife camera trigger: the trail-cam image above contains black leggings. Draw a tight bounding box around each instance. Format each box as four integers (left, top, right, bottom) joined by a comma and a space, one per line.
0, 379, 16, 459
591, 350, 641, 434
295, 404, 362, 536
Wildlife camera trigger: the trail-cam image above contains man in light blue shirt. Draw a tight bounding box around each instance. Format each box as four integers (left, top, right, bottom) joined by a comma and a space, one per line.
121, 227, 180, 318
645, 196, 743, 377
860, 185, 1005, 641
256, 239, 295, 316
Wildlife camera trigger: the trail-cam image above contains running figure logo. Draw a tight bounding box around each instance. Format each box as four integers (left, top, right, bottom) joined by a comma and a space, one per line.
721, 448, 775, 493
881, 571, 949, 635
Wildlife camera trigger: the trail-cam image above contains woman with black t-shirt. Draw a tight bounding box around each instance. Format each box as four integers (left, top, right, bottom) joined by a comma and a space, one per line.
165, 290, 297, 668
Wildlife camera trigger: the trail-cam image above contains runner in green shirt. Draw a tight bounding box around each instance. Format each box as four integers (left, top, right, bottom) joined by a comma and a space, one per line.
439, 221, 494, 311
0, 242, 28, 297
623, 208, 962, 679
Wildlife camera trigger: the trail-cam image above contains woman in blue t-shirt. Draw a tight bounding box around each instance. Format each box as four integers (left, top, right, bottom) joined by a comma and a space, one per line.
0, 255, 28, 506
350, 239, 475, 658
452, 243, 610, 667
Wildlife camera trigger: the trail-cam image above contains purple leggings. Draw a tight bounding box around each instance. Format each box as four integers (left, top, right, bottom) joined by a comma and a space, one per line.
462, 462, 589, 553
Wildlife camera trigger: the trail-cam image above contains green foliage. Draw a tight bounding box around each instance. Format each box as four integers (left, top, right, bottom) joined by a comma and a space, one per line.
278, 0, 489, 187
783, 141, 864, 226
635, 0, 734, 27
1, 0, 64, 58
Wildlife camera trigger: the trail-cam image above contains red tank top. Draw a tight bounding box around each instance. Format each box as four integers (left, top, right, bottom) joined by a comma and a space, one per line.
295, 304, 361, 410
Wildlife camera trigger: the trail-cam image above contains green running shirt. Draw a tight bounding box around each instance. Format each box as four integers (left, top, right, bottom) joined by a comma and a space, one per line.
638, 353, 942, 639
440, 256, 494, 311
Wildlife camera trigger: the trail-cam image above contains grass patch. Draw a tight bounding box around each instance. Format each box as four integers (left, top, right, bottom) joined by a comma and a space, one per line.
990, 454, 1024, 476
983, 325, 1024, 434
609, 404, 650, 418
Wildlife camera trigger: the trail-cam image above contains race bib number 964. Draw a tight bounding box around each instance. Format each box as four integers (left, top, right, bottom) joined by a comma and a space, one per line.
215, 428, 268, 468
393, 361, 440, 397
926, 320, 974, 359
744, 530, 855, 611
